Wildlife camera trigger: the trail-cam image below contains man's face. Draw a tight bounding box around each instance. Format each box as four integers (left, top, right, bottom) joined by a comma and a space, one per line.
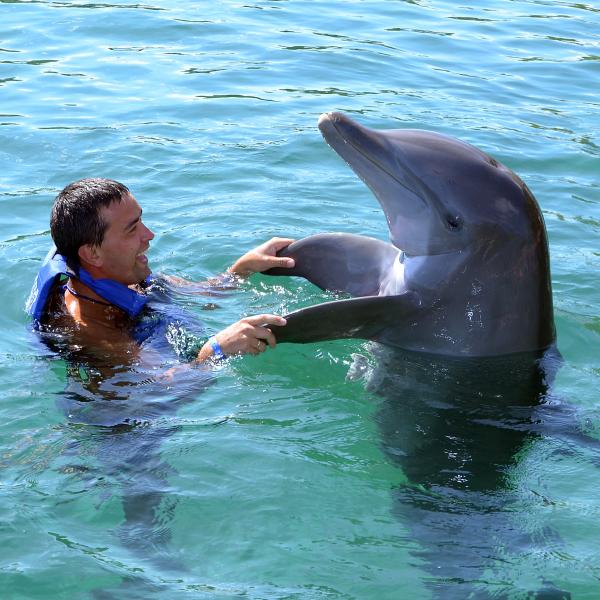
94, 193, 155, 285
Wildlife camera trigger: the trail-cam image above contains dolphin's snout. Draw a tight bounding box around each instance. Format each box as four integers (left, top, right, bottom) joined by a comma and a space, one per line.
318, 111, 342, 126
318, 111, 350, 136
317, 112, 332, 128
318, 112, 338, 137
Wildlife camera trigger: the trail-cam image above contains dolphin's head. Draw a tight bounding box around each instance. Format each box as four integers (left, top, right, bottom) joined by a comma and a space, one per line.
318, 112, 542, 257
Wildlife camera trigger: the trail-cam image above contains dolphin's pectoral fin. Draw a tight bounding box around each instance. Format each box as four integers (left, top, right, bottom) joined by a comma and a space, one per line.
269, 293, 420, 344
264, 233, 400, 297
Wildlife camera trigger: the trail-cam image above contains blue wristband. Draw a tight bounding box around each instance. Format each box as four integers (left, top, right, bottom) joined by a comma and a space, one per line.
208, 335, 227, 360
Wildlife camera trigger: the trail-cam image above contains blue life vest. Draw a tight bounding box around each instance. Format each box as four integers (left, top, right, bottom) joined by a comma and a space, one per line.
26, 247, 151, 325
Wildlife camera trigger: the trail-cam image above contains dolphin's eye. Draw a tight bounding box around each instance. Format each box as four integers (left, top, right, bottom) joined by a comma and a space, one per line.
446, 215, 463, 231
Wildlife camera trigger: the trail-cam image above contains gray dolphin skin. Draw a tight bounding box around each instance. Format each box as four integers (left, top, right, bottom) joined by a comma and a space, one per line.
266, 111, 555, 357
266, 114, 572, 597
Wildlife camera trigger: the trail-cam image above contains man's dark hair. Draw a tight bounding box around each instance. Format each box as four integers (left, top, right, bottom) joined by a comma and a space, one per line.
50, 178, 130, 268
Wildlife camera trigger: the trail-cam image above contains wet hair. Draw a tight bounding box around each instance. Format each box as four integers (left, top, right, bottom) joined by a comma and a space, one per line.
50, 178, 130, 268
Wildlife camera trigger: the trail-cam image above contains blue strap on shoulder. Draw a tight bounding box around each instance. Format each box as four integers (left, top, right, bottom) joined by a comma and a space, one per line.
26, 247, 151, 324
26, 248, 69, 321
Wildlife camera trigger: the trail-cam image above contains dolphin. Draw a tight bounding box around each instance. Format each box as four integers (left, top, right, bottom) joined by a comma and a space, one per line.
266, 111, 555, 357
266, 113, 572, 596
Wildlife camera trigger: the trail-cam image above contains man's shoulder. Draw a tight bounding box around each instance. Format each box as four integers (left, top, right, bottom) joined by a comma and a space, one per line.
40, 281, 67, 327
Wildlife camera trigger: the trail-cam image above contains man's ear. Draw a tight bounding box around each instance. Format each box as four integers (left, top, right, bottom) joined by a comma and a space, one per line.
78, 244, 102, 268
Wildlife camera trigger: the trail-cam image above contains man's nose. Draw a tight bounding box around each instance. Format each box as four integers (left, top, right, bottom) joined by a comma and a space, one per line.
142, 222, 155, 241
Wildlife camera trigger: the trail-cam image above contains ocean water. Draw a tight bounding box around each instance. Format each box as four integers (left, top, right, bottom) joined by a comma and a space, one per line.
1, 1, 599, 598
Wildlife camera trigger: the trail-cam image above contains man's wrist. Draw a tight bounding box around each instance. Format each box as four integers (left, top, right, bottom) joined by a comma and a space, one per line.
195, 335, 227, 364
208, 335, 227, 360
196, 340, 215, 363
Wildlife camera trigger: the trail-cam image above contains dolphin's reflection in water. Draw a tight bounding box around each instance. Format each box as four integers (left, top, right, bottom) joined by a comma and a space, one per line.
356, 344, 573, 599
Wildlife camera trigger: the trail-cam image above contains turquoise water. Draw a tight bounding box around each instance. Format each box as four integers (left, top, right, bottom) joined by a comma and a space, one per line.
2, 1, 599, 598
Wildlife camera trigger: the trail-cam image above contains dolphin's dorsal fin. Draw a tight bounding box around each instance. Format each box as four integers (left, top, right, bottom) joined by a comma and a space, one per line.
269, 293, 421, 344
264, 233, 400, 297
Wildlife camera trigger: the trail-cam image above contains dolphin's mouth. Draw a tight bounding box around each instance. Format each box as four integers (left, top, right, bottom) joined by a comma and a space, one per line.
318, 112, 429, 210
318, 111, 470, 257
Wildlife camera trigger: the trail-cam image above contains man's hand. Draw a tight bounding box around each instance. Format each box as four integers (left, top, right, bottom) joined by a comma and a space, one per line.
196, 314, 286, 362
228, 237, 295, 278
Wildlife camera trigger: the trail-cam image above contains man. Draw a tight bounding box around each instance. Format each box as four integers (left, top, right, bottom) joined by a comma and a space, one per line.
32, 177, 295, 364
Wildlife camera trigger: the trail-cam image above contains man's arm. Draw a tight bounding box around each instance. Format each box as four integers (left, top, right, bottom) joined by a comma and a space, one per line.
159, 238, 296, 365
195, 313, 286, 363
228, 237, 295, 278
195, 238, 295, 362
159, 237, 296, 291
